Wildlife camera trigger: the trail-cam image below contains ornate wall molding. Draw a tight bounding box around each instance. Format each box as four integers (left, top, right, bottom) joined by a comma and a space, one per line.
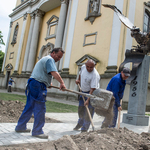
85, 0, 102, 24
5, 63, 13, 71
38, 42, 54, 60
23, 13, 27, 20
34, 9, 45, 18
83, 32, 97, 46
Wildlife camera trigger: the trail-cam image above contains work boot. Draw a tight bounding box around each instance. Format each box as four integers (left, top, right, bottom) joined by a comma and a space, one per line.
73, 123, 82, 131
32, 134, 48, 139
15, 129, 31, 133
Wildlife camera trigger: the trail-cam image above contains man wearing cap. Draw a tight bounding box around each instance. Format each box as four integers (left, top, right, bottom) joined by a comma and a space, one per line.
102, 67, 131, 128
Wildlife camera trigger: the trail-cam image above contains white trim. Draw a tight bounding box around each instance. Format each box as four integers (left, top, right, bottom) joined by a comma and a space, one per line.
108, 0, 124, 66
14, 19, 27, 71
63, 0, 79, 68
59, 0, 72, 70
124, 0, 136, 68
125, 0, 136, 50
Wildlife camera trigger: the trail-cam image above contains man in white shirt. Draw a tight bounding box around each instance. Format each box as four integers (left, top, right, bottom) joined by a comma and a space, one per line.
73, 59, 100, 132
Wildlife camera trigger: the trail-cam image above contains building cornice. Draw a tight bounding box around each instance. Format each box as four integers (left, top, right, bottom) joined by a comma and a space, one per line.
9, 0, 39, 17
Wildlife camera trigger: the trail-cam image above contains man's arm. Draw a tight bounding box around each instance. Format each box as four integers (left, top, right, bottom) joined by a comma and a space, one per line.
110, 80, 122, 110
75, 75, 80, 85
84, 88, 96, 106
51, 71, 66, 90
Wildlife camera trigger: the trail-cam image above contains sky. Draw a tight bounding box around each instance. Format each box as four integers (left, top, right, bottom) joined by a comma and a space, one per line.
0, 0, 17, 53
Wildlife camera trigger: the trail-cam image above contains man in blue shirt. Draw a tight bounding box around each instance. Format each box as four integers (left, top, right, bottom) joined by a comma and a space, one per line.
8, 77, 16, 92
15, 47, 66, 139
102, 67, 131, 128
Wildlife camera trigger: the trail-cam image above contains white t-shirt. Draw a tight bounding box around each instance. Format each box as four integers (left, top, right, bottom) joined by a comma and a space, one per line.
79, 64, 100, 92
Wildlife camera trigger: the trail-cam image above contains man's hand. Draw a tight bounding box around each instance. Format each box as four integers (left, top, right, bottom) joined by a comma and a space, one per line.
118, 106, 122, 111
75, 80, 80, 85
60, 83, 66, 90
84, 98, 90, 106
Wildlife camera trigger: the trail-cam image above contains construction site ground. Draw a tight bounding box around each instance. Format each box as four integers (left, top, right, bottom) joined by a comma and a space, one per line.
0, 89, 150, 150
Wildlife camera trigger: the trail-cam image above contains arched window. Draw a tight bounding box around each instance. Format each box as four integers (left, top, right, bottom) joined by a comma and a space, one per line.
11, 23, 19, 46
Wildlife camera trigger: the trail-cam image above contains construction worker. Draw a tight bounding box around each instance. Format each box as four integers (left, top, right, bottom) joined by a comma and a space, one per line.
8, 77, 16, 92
102, 67, 131, 128
73, 59, 100, 132
15, 47, 66, 139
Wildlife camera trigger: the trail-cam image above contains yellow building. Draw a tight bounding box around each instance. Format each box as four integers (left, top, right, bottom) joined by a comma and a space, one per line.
0, 0, 150, 109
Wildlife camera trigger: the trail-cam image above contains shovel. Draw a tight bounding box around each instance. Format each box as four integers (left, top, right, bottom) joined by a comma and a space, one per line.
50, 85, 114, 111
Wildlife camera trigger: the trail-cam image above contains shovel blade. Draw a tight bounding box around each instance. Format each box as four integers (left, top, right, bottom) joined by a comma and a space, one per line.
90, 88, 114, 110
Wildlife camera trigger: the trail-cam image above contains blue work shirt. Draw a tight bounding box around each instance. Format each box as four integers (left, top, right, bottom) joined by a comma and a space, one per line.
106, 73, 126, 107
30, 55, 57, 87
8, 79, 14, 85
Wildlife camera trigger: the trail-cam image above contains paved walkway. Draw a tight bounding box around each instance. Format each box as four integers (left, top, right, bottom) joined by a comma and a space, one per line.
0, 89, 150, 146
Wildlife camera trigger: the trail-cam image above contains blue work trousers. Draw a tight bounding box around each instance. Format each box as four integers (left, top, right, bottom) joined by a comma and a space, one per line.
109, 104, 118, 128
77, 92, 94, 131
15, 78, 47, 136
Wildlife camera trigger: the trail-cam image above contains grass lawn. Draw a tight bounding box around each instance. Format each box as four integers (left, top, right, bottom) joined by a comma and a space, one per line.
0, 93, 78, 113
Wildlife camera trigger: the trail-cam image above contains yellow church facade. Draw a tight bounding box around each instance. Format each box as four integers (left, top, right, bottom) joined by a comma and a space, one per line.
1, 0, 150, 109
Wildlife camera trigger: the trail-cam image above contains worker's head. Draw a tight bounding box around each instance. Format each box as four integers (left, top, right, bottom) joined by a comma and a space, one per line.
85, 59, 95, 72
121, 67, 131, 80
50, 47, 65, 62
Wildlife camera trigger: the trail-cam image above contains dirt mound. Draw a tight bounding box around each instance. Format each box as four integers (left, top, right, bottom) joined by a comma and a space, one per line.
1, 99, 150, 150
0, 99, 61, 123
1, 128, 150, 150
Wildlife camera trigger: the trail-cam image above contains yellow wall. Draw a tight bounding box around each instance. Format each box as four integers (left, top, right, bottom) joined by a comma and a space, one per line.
18, 14, 31, 74
36, 6, 61, 62
4, 17, 24, 75
68, 0, 116, 75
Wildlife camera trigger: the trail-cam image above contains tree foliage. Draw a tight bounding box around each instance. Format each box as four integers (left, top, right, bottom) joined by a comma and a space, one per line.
0, 31, 5, 47
0, 31, 5, 71
0, 50, 4, 71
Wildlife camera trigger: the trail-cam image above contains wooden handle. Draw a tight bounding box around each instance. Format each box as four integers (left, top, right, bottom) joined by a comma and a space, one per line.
117, 100, 122, 129
78, 84, 95, 131
50, 85, 85, 95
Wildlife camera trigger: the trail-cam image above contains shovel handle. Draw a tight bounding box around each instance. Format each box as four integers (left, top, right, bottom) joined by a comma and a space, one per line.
117, 99, 122, 129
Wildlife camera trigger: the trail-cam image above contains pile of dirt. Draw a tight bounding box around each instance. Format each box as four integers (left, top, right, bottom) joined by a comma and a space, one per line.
1, 128, 150, 150
0, 99, 61, 123
1, 99, 150, 150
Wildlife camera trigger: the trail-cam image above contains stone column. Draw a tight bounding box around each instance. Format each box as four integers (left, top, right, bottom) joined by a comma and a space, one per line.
55, 0, 68, 69
104, 0, 124, 76
26, 9, 45, 74
63, 0, 79, 73
55, 0, 68, 48
21, 13, 35, 74
59, 0, 72, 71
1, 22, 13, 73
123, 55, 150, 126
13, 13, 28, 75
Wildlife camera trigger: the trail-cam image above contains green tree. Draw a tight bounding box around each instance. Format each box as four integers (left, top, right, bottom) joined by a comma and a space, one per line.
0, 31, 5, 47
0, 50, 4, 71
0, 31, 5, 72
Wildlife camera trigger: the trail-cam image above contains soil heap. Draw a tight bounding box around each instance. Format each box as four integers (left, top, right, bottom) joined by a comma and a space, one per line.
0, 99, 150, 150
